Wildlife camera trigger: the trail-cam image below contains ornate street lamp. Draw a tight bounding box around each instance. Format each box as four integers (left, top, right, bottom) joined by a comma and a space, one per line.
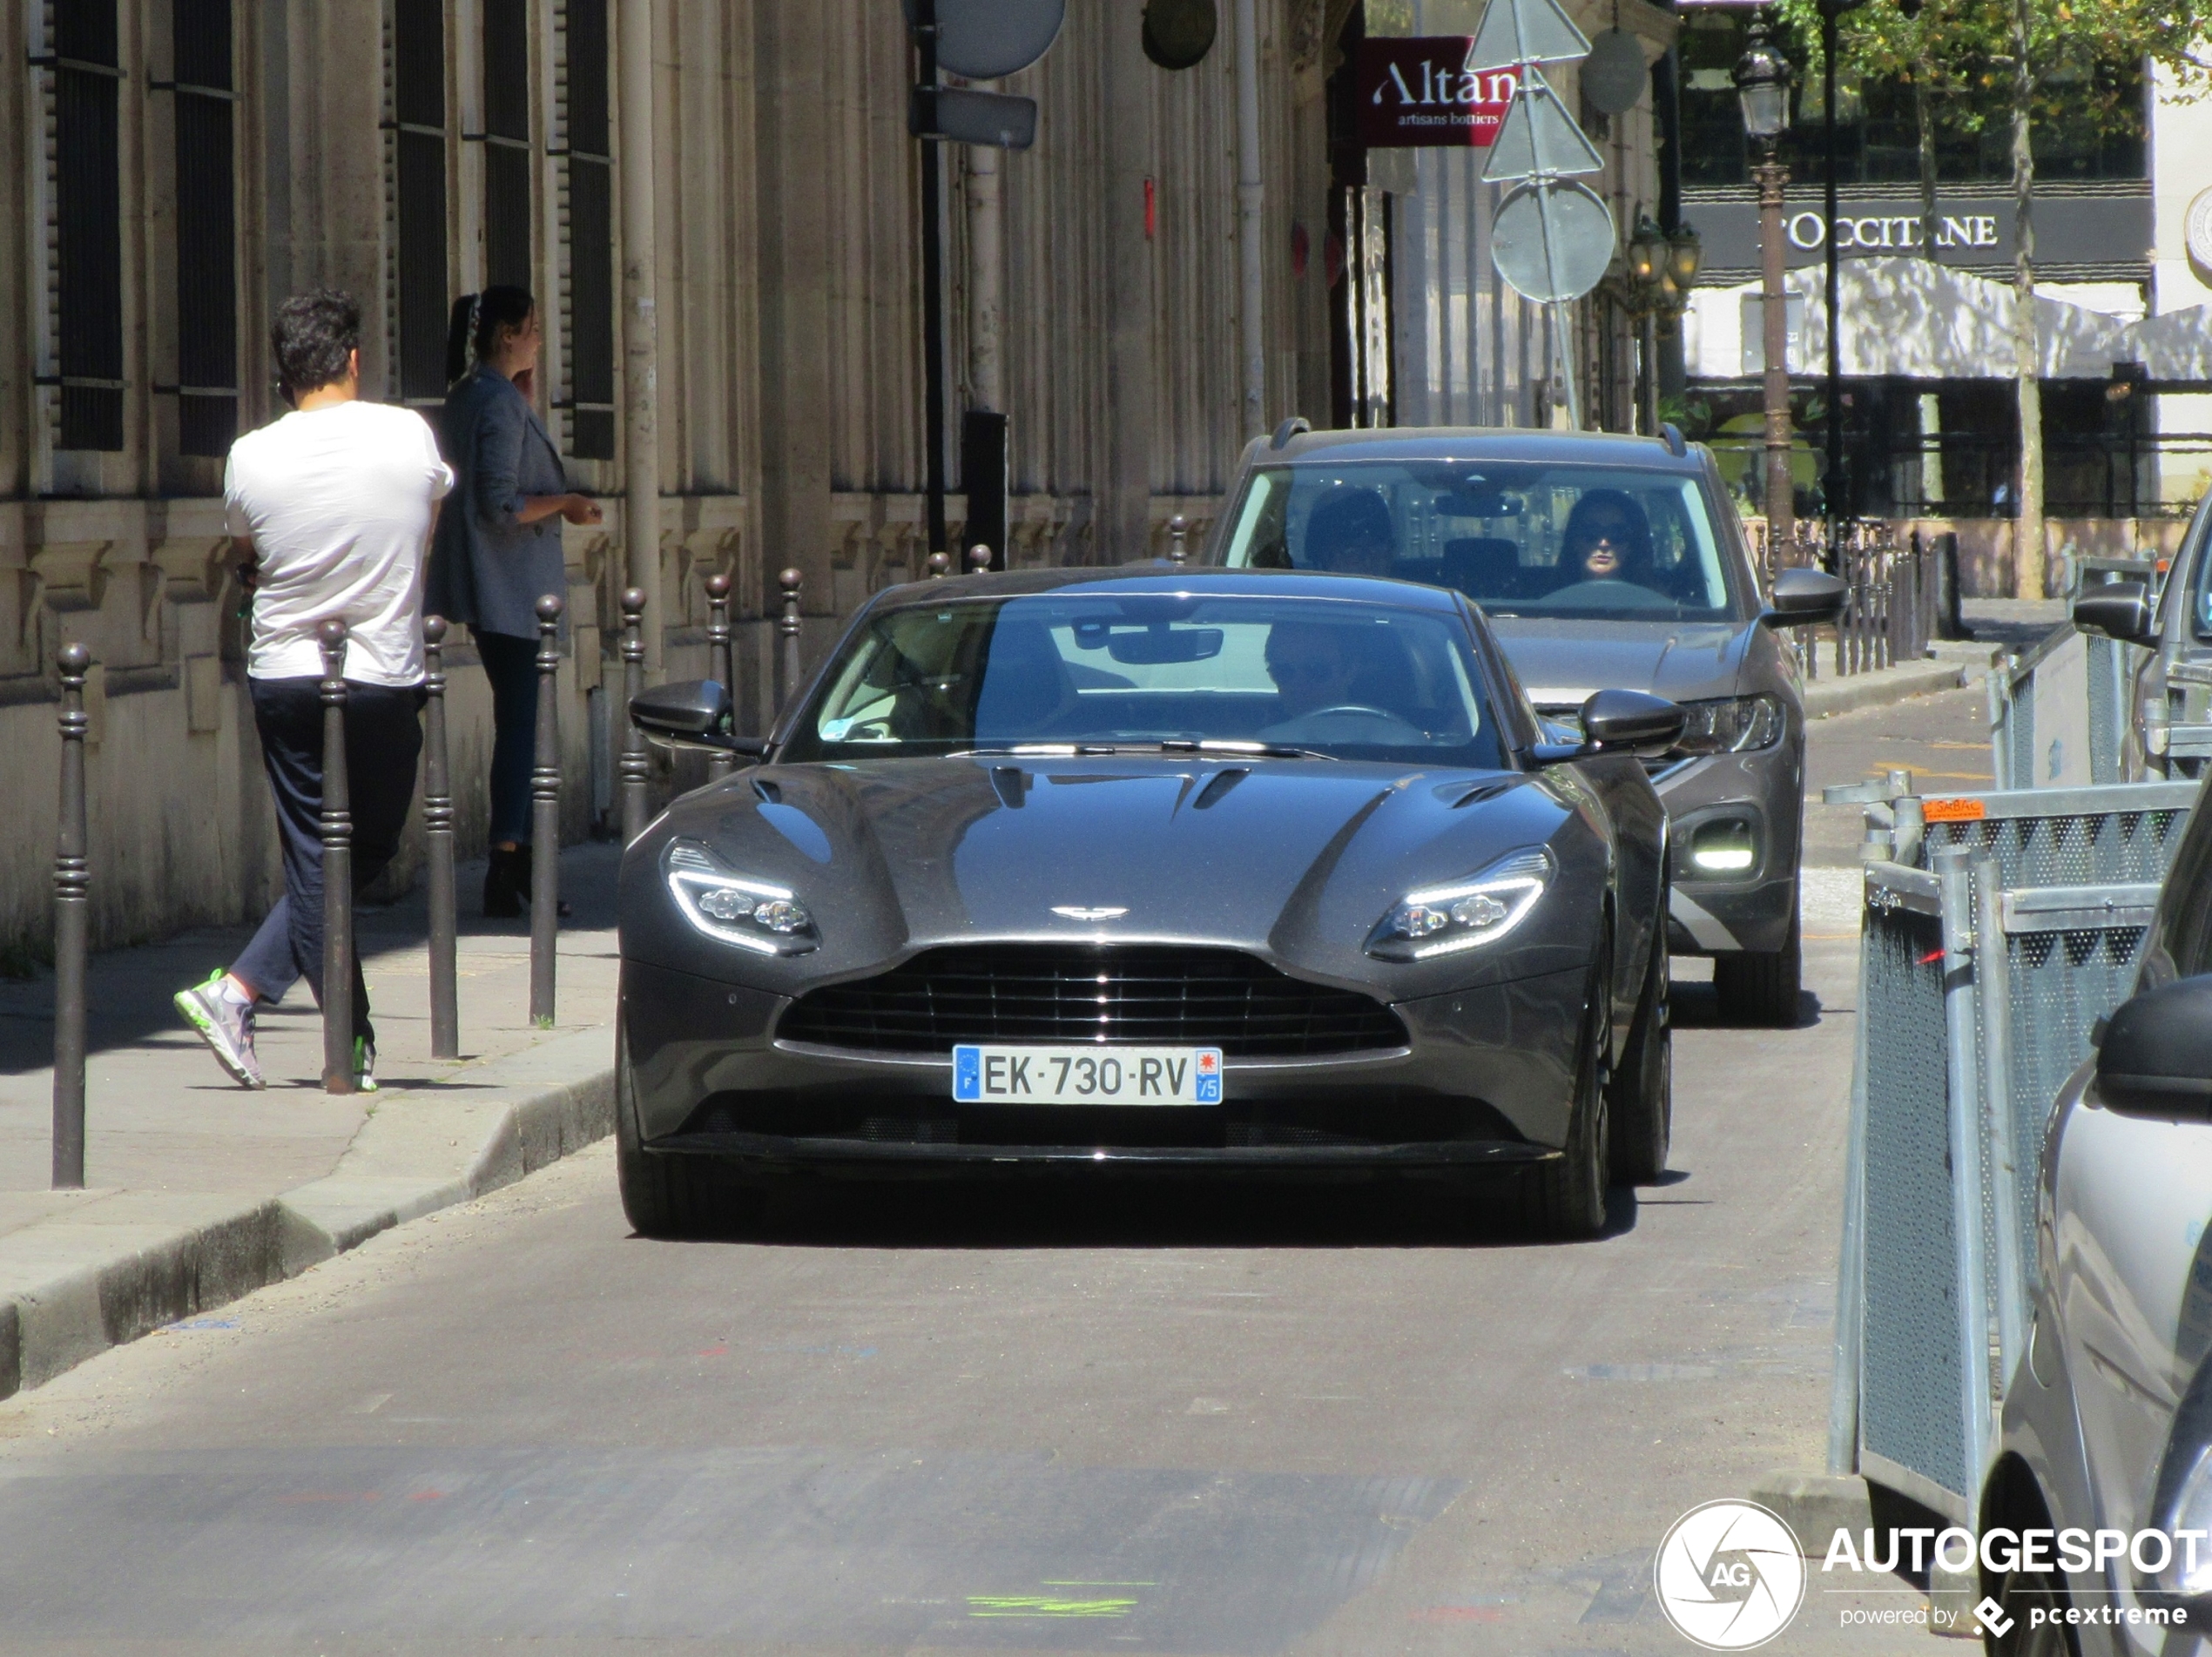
1736, 14, 1797, 551
1611, 215, 1703, 437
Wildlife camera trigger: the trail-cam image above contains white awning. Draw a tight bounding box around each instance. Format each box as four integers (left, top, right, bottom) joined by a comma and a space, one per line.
1683, 257, 2207, 382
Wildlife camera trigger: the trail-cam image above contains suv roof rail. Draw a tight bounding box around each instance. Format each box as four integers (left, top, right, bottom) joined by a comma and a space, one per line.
1271, 415, 1311, 450
1661, 422, 1687, 458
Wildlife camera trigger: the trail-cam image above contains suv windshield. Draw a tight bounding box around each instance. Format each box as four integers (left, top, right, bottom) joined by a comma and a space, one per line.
1218, 460, 1743, 622
779, 592, 1504, 769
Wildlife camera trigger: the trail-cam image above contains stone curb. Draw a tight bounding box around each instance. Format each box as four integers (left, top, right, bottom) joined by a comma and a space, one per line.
0, 1026, 614, 1400
1802, 657, 1978, 721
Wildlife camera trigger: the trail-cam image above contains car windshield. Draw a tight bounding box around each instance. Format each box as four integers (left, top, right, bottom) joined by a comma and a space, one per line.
779, 592, 1504, 768
1217, 459, 1743, 622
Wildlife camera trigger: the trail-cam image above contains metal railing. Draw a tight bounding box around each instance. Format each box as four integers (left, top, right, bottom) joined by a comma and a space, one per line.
1827, 773, 2200, 1520
1747, 519, 1948, 679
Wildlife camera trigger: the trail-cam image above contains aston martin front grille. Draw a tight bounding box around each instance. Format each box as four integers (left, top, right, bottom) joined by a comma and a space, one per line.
777, 944, 1407, 1058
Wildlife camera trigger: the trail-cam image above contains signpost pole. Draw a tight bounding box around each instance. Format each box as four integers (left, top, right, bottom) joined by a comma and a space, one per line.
914, 0, 948, 560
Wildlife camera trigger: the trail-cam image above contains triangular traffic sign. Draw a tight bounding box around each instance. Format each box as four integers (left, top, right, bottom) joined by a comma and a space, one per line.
1482, 70, 1605, 181
1467, 0, 1591, 71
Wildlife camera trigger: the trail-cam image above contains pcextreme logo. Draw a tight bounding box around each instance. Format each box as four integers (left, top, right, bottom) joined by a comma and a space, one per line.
1654, 1500, 1808, 1650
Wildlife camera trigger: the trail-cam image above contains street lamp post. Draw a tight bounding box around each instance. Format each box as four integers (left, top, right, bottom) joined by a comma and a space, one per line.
1619, 218, 1700, 437
1737, 17, 1796, 554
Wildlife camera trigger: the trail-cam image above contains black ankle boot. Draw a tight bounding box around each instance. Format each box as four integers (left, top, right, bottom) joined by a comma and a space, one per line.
511, 843, 572, 919
482, 845, 524, 919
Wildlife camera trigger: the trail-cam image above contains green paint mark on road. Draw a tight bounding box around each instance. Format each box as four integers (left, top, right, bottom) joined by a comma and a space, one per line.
968, 1592, 1143, 1619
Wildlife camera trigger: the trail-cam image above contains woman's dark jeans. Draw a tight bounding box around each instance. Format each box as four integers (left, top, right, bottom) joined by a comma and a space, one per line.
477, 630, 539, 845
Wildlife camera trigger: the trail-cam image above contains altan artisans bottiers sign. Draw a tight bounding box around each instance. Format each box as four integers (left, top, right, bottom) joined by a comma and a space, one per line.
1359, 37, 1515, 147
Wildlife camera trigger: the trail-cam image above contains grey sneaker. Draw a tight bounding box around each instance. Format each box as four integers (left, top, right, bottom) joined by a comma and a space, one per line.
174, 971, 265, 1089
354, 1037, 378, 1094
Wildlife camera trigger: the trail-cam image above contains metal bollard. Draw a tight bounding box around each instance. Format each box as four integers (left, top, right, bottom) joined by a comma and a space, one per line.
51, 641, 91, 1189
778, 568, 804, 712
618, 588, 651, 843
967, 544, 992, 575
317, 618, 355, 1094
1168, 514, 1190, 565
422, 616, 460, 1060
705, 571, 736, 780
529, 594, 563, 1027
927, 550, 951, 579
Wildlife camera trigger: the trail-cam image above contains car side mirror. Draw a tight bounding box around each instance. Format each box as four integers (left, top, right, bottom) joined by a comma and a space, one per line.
1581, 688, 1686, 752
629, 679, 770, 758
1762, 567, 1847, 629
2073, 580, 2155, 646
2095, 974, 2212, 1118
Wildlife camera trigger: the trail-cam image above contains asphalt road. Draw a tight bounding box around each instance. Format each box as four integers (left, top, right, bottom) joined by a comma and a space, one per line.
0, 688, 1993, 1656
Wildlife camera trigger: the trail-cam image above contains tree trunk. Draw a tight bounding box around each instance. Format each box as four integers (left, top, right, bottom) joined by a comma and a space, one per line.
1917, 76, 1938, 260
2011, 0, 2045, 598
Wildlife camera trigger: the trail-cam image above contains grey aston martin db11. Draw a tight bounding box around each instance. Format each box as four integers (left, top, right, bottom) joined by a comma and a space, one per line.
616, 567, 1682, 1239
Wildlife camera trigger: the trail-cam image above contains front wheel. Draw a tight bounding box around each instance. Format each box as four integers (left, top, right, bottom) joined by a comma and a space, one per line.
1510, 933, 1612, 1238
1608, 935, 1671, 1184
1714, 902, 1802, 1027
615, 1028, 762, 1240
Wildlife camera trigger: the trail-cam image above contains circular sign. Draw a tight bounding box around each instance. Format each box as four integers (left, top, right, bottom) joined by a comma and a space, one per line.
1491, 179, 1617, 304
1143, 0, 1217, 69
2186, 186, 2212, 276
1653, 1500, 1806, 1651
1581, 29, 1649, 114
904, 0, 1066, 80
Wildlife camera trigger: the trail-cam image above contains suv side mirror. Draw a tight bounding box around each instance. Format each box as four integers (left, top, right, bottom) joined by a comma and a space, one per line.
1762, 567, 1847, 629
1581, 688, 1686, 752
629, 680, 770, 758
2073, 580, 2155, 646
2095, 974, 2212, 1118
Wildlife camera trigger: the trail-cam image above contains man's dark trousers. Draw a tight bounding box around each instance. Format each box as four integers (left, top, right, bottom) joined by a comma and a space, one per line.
232, 677, 424, 1045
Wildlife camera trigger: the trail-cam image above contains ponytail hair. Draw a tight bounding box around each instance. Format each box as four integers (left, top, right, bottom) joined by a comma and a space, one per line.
443, 285, 536, 386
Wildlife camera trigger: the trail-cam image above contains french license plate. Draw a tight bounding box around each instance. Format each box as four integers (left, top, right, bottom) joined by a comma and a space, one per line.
951, 1045, 1224, 1106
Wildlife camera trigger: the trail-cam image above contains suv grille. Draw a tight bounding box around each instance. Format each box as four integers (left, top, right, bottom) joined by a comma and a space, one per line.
778, 944, 1407, 1057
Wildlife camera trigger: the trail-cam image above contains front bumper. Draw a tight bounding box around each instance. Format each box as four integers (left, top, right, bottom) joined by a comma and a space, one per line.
621, 956, 1588, 1172
1653, 744, 1802, 957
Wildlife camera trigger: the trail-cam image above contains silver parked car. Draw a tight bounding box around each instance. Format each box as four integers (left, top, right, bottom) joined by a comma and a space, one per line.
1204, 425, 1844, 1025
2074, 491, 2212, 782
1980, 769, 2212, 1652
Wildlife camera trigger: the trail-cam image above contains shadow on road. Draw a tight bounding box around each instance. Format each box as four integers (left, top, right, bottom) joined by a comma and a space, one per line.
1669, 977, 1826, 1033
646, 1163, 1659, 1253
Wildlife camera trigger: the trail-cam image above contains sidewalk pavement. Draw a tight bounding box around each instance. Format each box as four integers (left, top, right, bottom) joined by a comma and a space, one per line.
1797, 598, 2068, 722
0, 841, 624, 1399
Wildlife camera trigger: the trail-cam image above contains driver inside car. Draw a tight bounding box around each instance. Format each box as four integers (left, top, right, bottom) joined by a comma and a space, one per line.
1262, 620, 1358, 724
1557, 488, 1659, 593
1301, 487, 1397, 576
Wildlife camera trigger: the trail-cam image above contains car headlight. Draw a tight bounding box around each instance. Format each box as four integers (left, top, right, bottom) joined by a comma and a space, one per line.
663, 839, 819, 954
1366, 847, 1553, 961
1671, 695, 1785, 756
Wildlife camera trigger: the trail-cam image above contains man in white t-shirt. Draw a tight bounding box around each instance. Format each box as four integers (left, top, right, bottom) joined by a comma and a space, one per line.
173, 289, 455, 1091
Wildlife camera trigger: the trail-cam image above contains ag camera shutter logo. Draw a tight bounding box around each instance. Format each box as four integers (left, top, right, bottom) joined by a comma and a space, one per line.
1654, 1499, 1806, 1650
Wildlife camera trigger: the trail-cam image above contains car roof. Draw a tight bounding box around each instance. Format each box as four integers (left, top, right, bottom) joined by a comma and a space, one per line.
1248, 424, 1704, 474
867, 563, 1469, 614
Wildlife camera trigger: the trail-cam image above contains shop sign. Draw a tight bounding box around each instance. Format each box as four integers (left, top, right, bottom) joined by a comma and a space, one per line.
1358, 37, 1517, 147
1785, 210, 2001, 252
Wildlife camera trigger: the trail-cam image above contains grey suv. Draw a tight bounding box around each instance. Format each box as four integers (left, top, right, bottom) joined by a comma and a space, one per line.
2074, 489, 2212, 781
1204, 425, 1842, 1024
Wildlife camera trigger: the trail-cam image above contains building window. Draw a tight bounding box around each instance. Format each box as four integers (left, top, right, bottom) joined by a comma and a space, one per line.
482, 0, 532, 289
563, 0, 615, 459
172, 0, 238, 456
54, 0, 126, 451
395, 0, 449, 402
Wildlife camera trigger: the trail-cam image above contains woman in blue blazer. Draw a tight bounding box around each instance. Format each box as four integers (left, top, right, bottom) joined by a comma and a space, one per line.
426, 286, 601, 916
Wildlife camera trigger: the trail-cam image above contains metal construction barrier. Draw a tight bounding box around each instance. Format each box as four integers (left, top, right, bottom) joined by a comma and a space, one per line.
1989, 559, 2156, 789
1829, 776, 2200, 1520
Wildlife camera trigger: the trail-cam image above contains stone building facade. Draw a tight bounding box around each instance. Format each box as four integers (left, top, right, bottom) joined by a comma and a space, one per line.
1, 0, 1343, 959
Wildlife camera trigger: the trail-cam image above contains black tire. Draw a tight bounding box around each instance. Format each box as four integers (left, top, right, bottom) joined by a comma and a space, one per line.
1512, 933, 1612, 1238
1608, 933, 1671, 1184
1981, 1565, 2077, 1655
615, 1030, 761, 1239
1713, 901, 1802, 1027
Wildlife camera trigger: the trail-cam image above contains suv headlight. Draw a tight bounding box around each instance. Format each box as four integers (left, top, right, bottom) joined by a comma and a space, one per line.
1366, 847, 1553, 961
663, 839, 819, 954
1671, 695, 1785, 756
